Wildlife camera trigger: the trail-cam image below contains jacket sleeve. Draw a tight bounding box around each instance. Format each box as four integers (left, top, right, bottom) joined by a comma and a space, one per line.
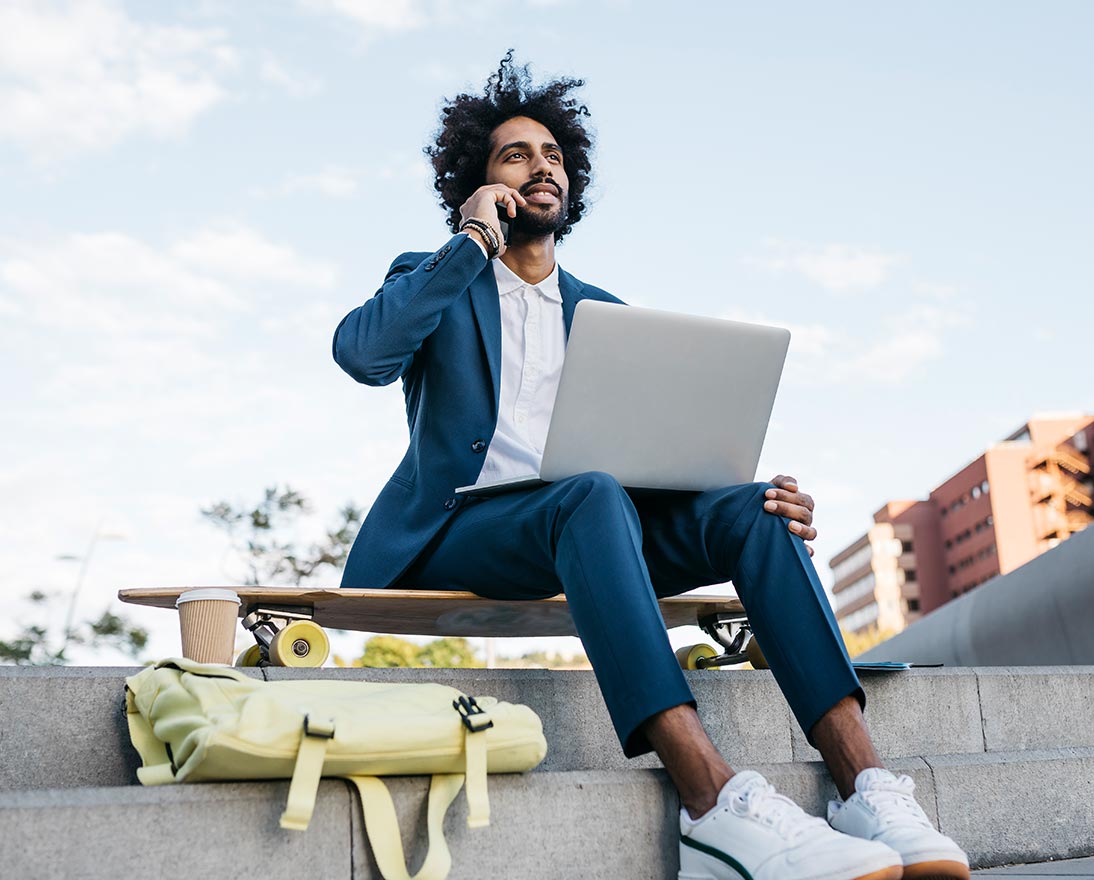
332, 233, 488, 386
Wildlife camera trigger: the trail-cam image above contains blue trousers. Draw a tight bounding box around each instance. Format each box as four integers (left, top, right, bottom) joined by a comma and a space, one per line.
401, 473, 863, 757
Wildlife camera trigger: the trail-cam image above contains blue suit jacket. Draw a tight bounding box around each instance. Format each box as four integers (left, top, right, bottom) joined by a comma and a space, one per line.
333, 233, 624, 588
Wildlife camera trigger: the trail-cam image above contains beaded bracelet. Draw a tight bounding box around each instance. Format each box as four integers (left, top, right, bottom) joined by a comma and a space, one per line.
459, 218, 500, 258
460, 218, 499, 256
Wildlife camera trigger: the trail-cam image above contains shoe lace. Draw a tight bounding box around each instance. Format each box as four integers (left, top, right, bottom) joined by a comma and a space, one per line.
730, 781, 827, 843
858, 774, 932, 829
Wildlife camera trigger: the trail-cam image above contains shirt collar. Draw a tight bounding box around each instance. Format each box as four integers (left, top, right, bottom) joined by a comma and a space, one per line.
492, 257, 562, 303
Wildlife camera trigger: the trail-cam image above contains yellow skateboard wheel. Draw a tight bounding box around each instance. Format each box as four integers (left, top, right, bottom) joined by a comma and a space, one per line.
269, 620, 330, 668
675, 643, 718, 670
746, 636, 768, 669
234, 644, 264, 667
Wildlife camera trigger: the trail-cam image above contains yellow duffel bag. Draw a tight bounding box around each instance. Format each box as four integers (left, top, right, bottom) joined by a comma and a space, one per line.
125, 658, 548, 880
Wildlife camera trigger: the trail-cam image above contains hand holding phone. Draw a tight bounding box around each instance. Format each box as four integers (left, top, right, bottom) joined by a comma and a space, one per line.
496, 203, 512, 247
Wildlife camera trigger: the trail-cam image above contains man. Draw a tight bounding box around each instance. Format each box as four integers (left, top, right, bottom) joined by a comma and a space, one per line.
334, 54, 969, 880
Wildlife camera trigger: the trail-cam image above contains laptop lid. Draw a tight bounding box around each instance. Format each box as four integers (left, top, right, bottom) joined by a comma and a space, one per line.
538, 300, 790, 491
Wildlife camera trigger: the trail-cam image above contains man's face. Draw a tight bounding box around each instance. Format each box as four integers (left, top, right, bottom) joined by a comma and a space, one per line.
485, 116, 569, 238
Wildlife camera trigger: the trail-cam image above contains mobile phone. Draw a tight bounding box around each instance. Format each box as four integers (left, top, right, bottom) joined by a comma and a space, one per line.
496, 203, 512, 246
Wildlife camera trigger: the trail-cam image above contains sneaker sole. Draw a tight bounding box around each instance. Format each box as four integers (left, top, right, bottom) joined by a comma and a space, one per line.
678, 867, 902, 880
903, 861, 971, 880
854, 869, 904, 880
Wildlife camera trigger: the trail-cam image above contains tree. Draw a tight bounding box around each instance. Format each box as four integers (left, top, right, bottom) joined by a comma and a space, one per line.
340, 635, 484, 669
202, 485, 363, 585
840, 626, 896, 658
416, 637, 482, 668
0, 590, 148, 666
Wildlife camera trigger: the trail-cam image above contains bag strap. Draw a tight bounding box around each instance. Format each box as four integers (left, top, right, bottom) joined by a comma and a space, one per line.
126, 688, 177, 786
280, 714, 336, 831
346, 697, 496, 880
453, 695, 492, 828
350, 774, 464, 880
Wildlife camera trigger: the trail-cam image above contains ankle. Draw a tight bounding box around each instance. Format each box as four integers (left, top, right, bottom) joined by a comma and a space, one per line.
681, 769, 735, 820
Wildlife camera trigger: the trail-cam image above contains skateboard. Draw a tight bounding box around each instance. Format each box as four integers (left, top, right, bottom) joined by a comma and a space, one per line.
117, 586, 757, 670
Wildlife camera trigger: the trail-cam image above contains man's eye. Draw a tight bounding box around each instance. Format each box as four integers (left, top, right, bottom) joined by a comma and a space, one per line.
548, 153, 562, 162
507, 152, 524, 160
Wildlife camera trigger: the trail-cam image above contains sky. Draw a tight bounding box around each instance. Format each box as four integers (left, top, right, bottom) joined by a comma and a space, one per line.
2, 0, 1092, 665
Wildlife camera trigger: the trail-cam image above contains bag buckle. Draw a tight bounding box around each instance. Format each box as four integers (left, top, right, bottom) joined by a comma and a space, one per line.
453, 696, 493, 733
304, 714, 336, 739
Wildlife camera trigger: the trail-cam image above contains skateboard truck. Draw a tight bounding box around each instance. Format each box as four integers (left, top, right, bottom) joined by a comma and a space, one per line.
238, 604, 330, 668
688, 611, 754, 669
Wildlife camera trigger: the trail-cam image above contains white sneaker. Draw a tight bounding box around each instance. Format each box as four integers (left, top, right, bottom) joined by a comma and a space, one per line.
679, 771, 903, 880
828, 768, 970, 880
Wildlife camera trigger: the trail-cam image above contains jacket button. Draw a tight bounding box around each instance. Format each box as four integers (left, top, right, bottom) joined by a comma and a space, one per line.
440, 244, 452, 256
471, 440, 486, 453
443, 497, 458, 511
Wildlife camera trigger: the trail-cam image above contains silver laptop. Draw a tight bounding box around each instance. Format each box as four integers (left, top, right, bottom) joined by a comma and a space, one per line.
455, 300, 790, 496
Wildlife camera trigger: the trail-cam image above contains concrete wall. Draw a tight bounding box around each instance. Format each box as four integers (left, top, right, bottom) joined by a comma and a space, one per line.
862, 525, 1094, 665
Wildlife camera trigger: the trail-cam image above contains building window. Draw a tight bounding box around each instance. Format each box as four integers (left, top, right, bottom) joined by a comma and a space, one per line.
841, 602, 880, 632
904, 569, 917, 582
831, 543, 874, 583
907, 599, 920, 612
834, 572, 877, 611
901, 540, 913, 553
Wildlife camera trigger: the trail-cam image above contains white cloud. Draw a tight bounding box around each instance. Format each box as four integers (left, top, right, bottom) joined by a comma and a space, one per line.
0, 223, 337, 357
720, 308, 839, 358
721, 303, 969, 387
0, 0, 237, 159
254, 166, 361, 199
171, 222, 338, 286
752, 239, 901, 292
250, 157, 429, 200
300, 0, 429, 31
258, 54, 324, 98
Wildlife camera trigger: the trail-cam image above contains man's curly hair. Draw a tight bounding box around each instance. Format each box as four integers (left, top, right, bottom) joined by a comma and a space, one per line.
426, 51, 593, 243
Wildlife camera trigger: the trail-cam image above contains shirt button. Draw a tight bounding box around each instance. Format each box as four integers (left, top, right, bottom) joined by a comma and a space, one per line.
471, 440, 486, 453
443, 497, 458, 511
517, 415, 526, 424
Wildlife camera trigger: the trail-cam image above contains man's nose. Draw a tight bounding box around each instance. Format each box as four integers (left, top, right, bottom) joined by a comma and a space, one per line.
529, 152, 553, 176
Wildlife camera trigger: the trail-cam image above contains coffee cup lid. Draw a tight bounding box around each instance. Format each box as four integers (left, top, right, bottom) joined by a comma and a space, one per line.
175, 588, 242, 607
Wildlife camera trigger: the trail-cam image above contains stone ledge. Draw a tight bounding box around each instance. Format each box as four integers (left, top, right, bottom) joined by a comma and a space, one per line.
3, 752, 1094, 876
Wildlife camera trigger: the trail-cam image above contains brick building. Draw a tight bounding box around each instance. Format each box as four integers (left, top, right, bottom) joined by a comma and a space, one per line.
830, 414, 1094, 635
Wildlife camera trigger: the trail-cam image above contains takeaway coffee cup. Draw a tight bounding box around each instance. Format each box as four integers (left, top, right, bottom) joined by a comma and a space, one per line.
176, 589, 242, 664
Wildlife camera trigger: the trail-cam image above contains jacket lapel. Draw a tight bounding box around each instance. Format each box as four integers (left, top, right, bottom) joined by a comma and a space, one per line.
469, 264, 502, 414
559, 267, 585, 338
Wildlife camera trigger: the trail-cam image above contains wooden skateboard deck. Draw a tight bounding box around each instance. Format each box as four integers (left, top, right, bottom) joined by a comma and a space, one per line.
118, 586, 745, 638
117, 587, 926, 670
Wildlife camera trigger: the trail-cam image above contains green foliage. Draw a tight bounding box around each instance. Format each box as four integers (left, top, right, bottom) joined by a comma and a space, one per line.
202, 485, 363, 586
502, 649, 591, 669
342, 635, 484, 669
416, 637, 482, 668
840, 626, 896, 658
0, 590, 149, 666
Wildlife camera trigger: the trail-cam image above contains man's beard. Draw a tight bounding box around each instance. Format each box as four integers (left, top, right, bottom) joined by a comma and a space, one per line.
512, 199, 568, 238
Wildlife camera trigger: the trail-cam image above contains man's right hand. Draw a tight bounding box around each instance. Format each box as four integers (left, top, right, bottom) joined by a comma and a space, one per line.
459, 185, 527, 257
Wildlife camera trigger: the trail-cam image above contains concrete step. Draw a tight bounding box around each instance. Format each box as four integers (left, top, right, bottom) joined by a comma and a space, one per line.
2, 751, 1093, 877
3, 665, 1094, 791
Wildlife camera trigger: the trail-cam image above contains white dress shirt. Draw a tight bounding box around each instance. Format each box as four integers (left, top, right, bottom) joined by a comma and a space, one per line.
474, 256, 567, 485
